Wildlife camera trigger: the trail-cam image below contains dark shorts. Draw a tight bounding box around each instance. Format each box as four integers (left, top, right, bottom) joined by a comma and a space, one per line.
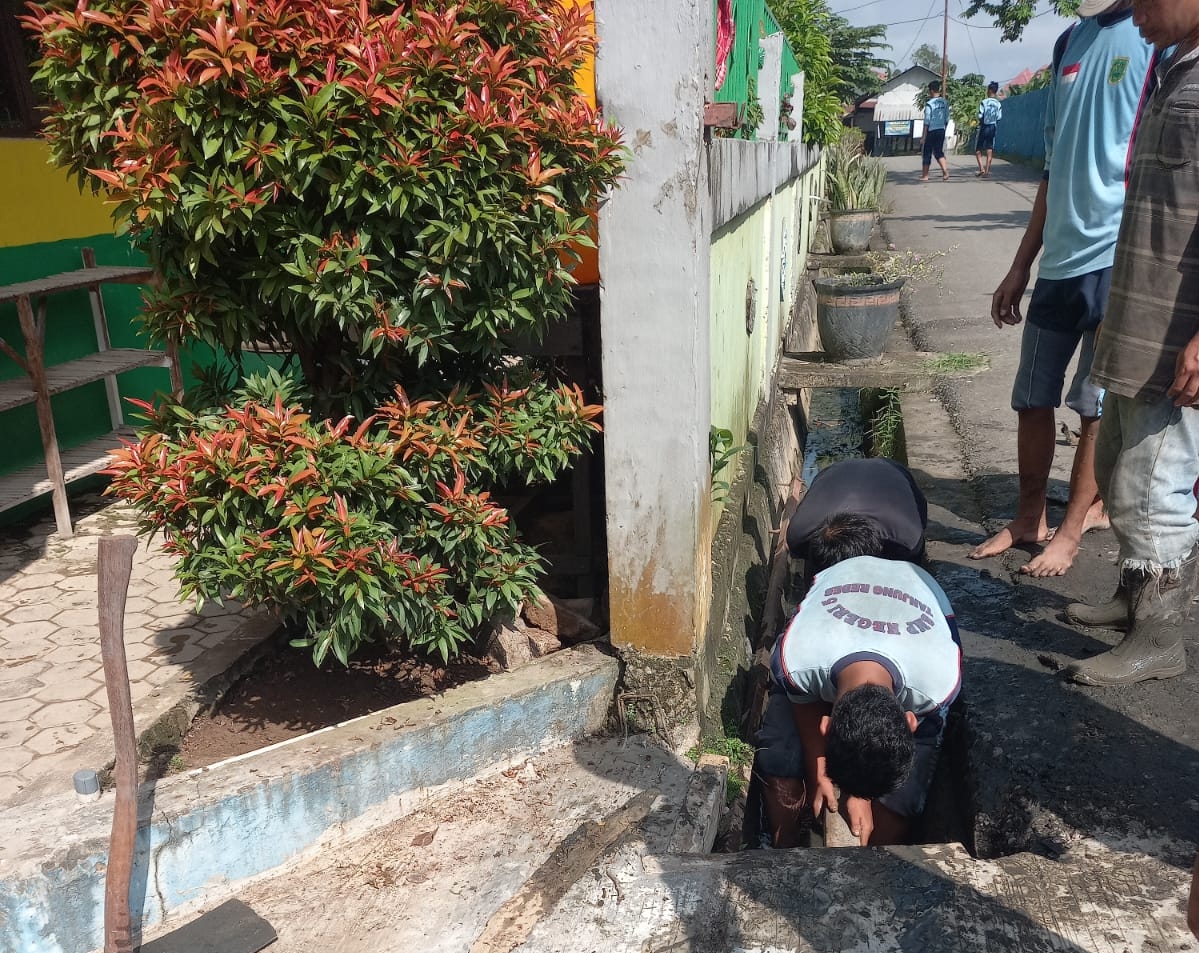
1027, 268, 1112, 334
977, 123, 997, 151
755, 690, 948, 819
922, 128, 946, 163
1008, 268, 1112, 417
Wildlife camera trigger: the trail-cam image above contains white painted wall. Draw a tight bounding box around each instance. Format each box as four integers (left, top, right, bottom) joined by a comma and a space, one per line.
755, 33, 783, 143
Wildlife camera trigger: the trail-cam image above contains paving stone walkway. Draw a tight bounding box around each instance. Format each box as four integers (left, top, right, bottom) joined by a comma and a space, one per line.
0, 494, 275, 808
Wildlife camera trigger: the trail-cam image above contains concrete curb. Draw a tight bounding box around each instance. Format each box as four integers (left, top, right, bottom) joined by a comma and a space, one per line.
1, 644, 619, 953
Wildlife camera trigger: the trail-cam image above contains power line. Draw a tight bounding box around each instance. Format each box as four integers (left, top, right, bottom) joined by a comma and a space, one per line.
959, 0, 983, 74
895, 0, 940, 68
948, 8, 1057, 29
831, 0, 890, 13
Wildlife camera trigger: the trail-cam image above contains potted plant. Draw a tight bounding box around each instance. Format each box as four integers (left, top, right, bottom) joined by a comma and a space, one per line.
815, 248, 948, 361
825, 131, 887, 254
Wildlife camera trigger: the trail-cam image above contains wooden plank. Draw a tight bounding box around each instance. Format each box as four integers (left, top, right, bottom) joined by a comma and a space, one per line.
0, 427, 136, 513
0, 266, 153, 304
0, 350, 172, 413
805, 252, 873, 271
98, 534, 139, 953
777, 350, 988, 393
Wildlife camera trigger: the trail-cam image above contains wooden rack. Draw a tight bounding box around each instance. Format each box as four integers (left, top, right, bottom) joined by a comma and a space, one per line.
0, 250, 180, 537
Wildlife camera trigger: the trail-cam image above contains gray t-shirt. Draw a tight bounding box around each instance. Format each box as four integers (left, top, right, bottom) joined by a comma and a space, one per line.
771, 556, 962, 718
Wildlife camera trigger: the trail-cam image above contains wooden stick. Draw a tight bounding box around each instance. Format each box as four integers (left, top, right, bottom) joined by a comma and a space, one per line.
17, 293, 72, 537
98, 535, 140, 953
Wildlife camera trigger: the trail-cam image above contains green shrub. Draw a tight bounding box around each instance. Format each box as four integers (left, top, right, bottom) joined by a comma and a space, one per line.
824, 130, 886, 210
26, 0, 623, 663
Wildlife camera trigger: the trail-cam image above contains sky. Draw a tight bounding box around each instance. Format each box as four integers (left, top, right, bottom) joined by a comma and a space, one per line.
829, 0, 1077, 88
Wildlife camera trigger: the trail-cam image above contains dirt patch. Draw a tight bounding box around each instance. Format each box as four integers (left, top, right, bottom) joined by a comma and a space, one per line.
168, 641, 500, 772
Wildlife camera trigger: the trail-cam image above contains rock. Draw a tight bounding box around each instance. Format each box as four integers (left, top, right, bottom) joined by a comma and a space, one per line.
487, 619, 534, 670
525, 626, 562, 658
521, 593, 601, 645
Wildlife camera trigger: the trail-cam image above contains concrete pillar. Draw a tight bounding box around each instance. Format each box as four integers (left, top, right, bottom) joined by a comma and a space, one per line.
594, 0, 712, 657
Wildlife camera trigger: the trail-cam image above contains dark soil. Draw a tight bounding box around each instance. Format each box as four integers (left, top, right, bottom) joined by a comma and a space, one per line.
171, 641, 500, 772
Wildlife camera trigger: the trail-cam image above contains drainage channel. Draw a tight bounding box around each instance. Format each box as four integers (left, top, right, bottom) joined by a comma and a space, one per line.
734, 385, 972, 853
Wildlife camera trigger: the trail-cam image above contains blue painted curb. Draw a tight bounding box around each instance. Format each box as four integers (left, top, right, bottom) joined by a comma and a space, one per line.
1, 645, 618, 953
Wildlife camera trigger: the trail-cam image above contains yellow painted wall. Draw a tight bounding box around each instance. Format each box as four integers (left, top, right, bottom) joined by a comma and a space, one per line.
0, 138, 114, 249
561, 0, 600, 285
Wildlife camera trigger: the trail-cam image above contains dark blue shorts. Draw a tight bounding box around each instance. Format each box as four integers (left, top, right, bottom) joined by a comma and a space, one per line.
1010, 268, 1112, 417
922, 129, 946, 164
977, 123, 997, 151
1027, 268, 1112, 333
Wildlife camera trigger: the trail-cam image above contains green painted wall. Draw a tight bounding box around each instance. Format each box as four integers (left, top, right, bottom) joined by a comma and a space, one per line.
708, 171, 813, 526
0, 235, 173, 474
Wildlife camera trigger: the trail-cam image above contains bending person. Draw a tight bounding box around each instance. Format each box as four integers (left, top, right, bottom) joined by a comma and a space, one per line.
787, 457, 928, 576
756, 554, 962, 848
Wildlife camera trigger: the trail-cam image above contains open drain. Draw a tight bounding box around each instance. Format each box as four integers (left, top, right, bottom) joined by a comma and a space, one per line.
721, 385, 972, 854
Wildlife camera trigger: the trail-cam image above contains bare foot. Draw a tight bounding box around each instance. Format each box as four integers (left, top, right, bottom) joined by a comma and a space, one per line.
1020, 530, 1082, 577
968, 519, 1050, 560
1082, 500, 1110, 534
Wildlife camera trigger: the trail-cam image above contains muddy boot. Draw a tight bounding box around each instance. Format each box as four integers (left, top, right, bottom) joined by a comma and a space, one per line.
1064, 586, 1129, 629
1064, 549, 1199, 687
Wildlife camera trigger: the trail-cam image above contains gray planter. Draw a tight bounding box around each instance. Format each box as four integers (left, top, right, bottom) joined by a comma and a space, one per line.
814, 276, 904, 361
829, 209, 877, 254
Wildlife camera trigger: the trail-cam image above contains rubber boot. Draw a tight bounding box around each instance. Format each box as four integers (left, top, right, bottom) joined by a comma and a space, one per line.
1064, 548, 1198, 687
1064, 586, 1129, 629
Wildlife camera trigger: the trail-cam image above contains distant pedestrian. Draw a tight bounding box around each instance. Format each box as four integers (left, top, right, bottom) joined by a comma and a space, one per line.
974, 82, 1002, 177
920, 80, 950, 182
1062, 0, 1199, 686
969, 0, 1153, 579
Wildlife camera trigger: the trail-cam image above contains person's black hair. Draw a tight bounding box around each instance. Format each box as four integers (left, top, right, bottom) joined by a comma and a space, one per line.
928, 80, 942, 93
806, 512, 885, 577
987, 81, 999, 94
824, 684, 915, 800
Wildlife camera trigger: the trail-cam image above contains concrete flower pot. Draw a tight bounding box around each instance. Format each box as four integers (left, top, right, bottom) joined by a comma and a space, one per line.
829, 209, 877, 255
814, 276, 905, 361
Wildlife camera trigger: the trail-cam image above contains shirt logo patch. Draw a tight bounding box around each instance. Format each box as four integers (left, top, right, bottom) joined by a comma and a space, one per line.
1062, 62, 1080, 84
1109, 56, 1130, 85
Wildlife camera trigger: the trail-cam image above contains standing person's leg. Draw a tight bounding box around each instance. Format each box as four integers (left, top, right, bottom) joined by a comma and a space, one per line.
971, 321, 1080, 559
1067, 396, 1128, 626
985, 147, 994, 175
975, 144, 985, 175
934, 131, 949, 180
1065, 396, 1199, 685
1022, 416, 1100, 576
1024, 329, 1107, 577
921, 135, 933, 181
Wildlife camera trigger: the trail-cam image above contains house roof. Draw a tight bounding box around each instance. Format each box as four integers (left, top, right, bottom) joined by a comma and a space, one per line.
881, 65, 940, 95
874, 103, 923, 123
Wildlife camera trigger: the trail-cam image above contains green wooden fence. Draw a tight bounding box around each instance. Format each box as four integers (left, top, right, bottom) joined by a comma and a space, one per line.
713, 0, 800, 138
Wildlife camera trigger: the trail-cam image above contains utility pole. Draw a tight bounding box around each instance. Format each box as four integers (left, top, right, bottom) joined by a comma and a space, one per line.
941, 0, 949, 91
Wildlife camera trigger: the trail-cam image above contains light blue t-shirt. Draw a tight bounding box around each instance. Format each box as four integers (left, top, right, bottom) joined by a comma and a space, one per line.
1039, 12, 1154, 280
979, 97, 1002, 125
924, 96, 949, 131
771, 556, 962, 718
